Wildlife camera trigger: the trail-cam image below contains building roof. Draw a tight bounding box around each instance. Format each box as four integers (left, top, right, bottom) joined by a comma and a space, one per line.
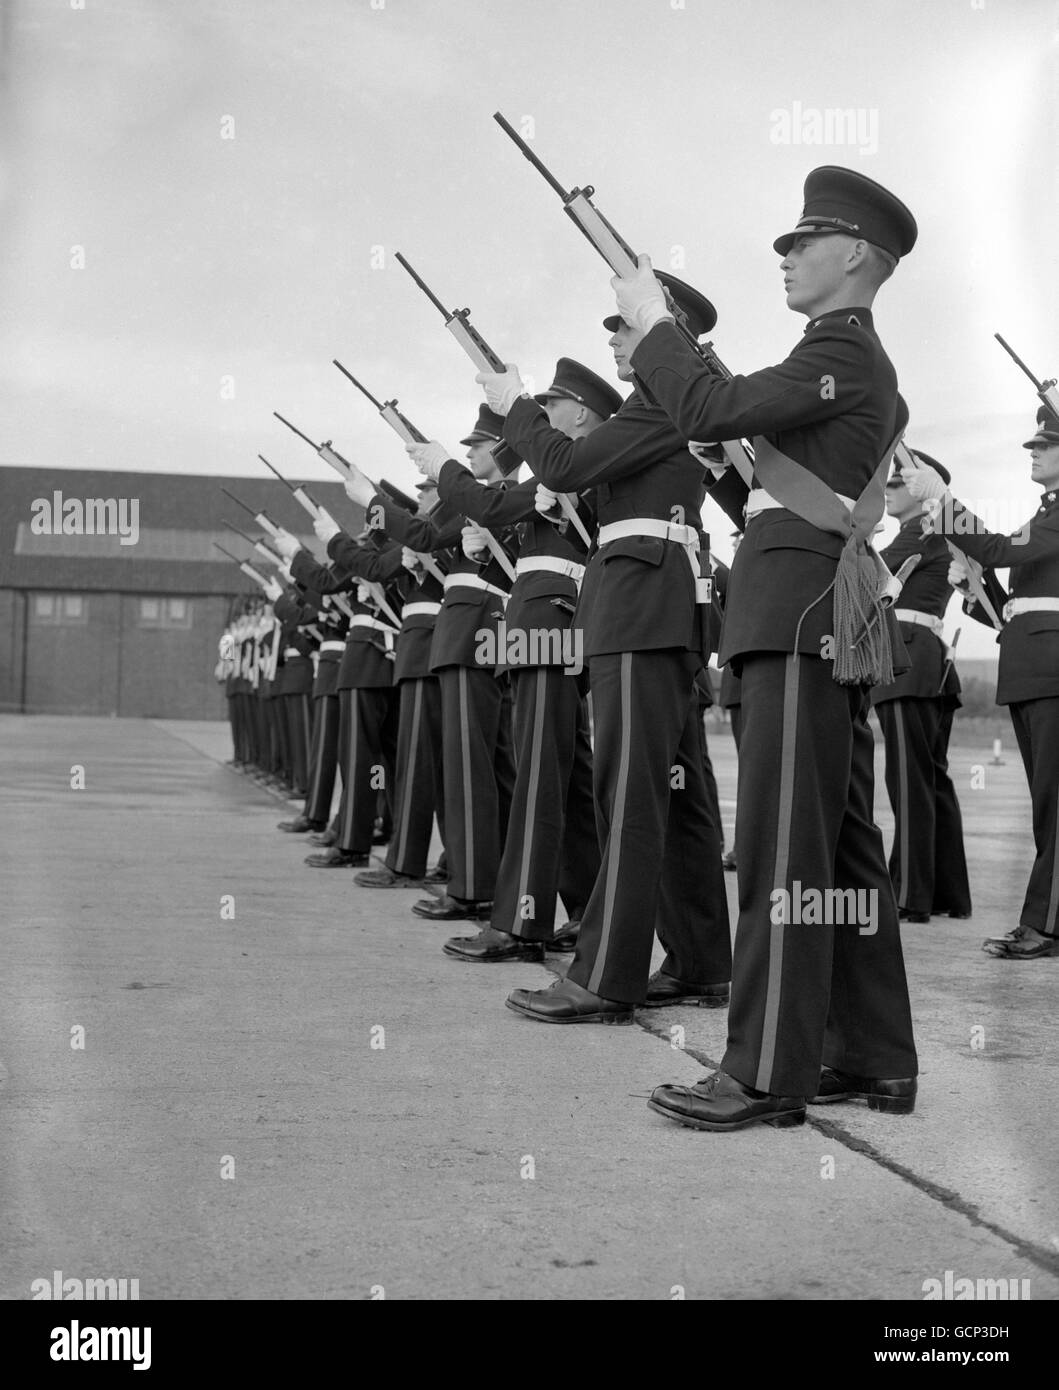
0, 467, 369, 594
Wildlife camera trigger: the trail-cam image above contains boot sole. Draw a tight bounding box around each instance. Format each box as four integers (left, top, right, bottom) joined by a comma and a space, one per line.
647, 1099, 806, 1130
810, 1091, 915, 1114
443, 950, 545, 963
504, 1000, 633, 1025
640, 995, 730, 1009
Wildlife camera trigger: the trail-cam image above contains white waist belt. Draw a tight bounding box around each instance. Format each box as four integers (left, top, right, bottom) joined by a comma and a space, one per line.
894, 609, 944, 637
1003, 597, 1059, 622
319, 640, 345, 653
745, 487, 857, 520
402, 601, 442, 619
597, 517, 710, 604
444, 573, 510, 603
515, 555, 586, 584
282, 647, 302, 658
350, 614, 398, 653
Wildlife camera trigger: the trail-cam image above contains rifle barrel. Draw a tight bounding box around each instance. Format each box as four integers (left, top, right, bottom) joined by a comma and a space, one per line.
493, 111, 570, 201
220, 486, 259, 519
222, 518, 254, 543
258, 454, 294, 489
213, 542, 242, 564
332, 360, 383, 409
273, 411, 320, 450
395, 252, 452, 320
994, 333, 1043, 389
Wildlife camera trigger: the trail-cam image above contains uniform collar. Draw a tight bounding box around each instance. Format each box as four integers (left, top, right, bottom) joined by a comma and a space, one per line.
804, 306, 874, 334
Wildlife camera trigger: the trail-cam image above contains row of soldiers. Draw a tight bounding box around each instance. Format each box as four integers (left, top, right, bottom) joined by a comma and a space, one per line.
216, 163, 1059, 1133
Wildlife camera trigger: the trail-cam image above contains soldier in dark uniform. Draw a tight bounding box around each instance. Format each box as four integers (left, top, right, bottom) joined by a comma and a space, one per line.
476, 275, 732, 1023
352, 482, 450, 889
606, 167, 920, 1129
870, 450, 971, 923
339, 408, 518, 919
408, 358, 619, 962
903, 405, 1059, 959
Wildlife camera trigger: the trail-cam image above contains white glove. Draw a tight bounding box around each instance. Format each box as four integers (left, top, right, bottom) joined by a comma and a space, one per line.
400, 546, 421, 573
461, 523, 490, 561
271, 528, 301, 561
276, 562, 294, 585
474, 364, 526, 417
356, 582, 373, 605
901, 460, 949, 504
263, 577, 283, 602
313, 509, 342, 546
947, 556, 971, 592
406, 440, 456, 481
688, 441, 728, 479
610, 253, 673, 336
534, 484, 561, 516
343, 468, 375, 509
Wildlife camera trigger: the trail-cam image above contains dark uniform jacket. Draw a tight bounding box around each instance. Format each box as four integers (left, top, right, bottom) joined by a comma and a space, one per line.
629, 308, 907, 667
436, 460, 590, 670
292, 540, 405, 691
940, 490, 1059, 705
503, 389, 709, 659
359, 491, 515, 674
871, 520, 959, 704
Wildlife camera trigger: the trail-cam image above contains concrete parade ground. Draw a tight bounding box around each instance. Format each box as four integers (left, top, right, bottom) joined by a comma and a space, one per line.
1, 713, 1057, 1303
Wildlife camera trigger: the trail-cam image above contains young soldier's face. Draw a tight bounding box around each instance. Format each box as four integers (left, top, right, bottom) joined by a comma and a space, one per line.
780, 233, 855, 315
544, 396, 581, 436
466, 438, 500, 479
608, 321, 644, 381
1029, 442, 1059, 490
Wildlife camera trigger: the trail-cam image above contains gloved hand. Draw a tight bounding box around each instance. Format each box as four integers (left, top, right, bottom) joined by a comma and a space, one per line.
534, 483, 561, 516
271, 528, 301, 561
400, 546, 421, 572
901, 460, 950, 504
276, 562, 294, 585
356, 582, 373, 605
474, 364, 526, 417
611, 253, 673, 336
461, 523, 490, 561
688, 441, 729, 479
343, 466, 376, 509
947, 556, 971, 591
263, 577, 283, 602
313, 509, 342, 546
406, 440, 456, 481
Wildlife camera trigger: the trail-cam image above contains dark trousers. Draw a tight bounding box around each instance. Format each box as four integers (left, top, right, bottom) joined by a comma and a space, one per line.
723, 653, 918, 1098
254, 695, 271, 771
437, 666, 515, 901
565, 650, 732, 1002
336, 688, 399, 855
1009, 696, 1059, 937
498, 667, 600, 941
303, 693, 340, 827
284, 692, 314, 797
385, 676, 445, 878
876, 697, 971, 915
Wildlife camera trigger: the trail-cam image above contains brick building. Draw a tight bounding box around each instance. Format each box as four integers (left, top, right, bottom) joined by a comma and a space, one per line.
0, 468, 362, 719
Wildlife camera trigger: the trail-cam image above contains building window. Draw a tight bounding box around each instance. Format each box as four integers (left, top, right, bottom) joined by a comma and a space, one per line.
32, 593, 88, 625
138, 597, 192, 629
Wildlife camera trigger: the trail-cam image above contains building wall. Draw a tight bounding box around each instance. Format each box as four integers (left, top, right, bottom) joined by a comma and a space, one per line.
9, 588, 230, 719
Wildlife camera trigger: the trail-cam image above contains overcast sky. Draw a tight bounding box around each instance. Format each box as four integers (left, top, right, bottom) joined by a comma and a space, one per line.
1, 0, 1055, 656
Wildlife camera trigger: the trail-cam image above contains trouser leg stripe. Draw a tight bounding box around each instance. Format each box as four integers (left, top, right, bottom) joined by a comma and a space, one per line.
513, 668, 547, 933
588, 652, 632, 997
894, 701, 910, 909
458, 667, 474, 894
395, 681, 421, 871
756, 653, 801, 1095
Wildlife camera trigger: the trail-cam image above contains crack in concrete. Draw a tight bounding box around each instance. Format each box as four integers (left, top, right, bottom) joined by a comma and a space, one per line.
634, 1012, 1059, 1282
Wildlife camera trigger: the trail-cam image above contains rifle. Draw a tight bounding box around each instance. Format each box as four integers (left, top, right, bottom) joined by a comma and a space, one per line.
995, 334, 1059, 420
492, 111, 754, 487
329, 350, 518, 581
213, 541, 273, 593
938, 626, 961, 696
222, 519, 284, 568
389, 266, 593, 552
258, 453, 323, 522
219, 486, 283, 539
894, 442, 1003, 630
